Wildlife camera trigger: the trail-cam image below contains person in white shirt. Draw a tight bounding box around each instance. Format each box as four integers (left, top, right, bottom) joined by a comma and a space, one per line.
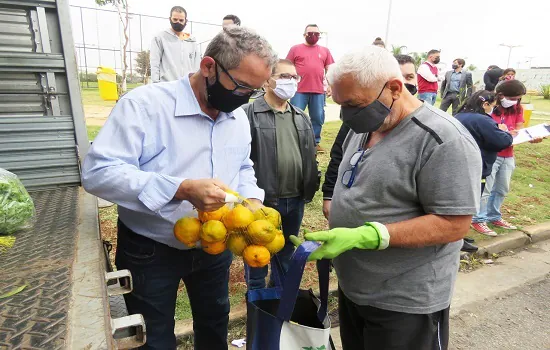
417, 49, 441, 105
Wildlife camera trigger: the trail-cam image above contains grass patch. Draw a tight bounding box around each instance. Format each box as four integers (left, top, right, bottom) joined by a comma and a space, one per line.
87, 125, 102, 141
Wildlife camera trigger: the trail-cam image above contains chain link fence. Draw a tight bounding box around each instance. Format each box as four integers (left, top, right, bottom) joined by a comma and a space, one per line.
70, 5, 221, 88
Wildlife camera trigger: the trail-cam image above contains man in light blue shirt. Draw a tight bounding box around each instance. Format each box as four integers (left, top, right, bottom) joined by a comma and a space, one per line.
82, 27, 277, 349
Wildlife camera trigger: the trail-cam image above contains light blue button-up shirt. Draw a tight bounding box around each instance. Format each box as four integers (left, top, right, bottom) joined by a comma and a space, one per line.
82, 76, 264, 249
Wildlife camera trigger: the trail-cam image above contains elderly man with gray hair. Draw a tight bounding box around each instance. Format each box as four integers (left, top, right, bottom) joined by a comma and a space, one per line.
82, 27, 277, 349
292, 46, 482, 349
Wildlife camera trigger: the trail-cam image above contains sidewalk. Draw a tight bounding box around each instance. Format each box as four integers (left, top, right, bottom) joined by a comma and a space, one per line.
325, 104, 341, 123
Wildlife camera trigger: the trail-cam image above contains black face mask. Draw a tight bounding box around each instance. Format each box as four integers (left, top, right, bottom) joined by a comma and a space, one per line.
405, 83, 417, 95
433, 57, 441, 64
206, 66, 251, 113
341, 84, 394, 133
170, 20, 186, 32
452, 64, 459, 70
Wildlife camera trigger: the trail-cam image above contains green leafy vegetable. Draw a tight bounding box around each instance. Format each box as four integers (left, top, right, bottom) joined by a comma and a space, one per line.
0, 169, 35, 235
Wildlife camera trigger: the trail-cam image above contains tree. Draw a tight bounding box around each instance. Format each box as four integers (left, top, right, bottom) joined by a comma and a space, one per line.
96, 0, 130, 92
410, 52, 428, 68
135, 50, 151, 83
467, 64, 478, 71
392, 45, 407, 56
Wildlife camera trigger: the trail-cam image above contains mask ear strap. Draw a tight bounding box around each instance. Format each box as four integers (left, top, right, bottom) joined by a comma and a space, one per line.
376, 84, 386, 99
378, 83, 395, 109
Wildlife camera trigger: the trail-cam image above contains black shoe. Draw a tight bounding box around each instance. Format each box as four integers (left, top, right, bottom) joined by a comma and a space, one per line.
464, 237, 475, 243
461, 240, 478, 253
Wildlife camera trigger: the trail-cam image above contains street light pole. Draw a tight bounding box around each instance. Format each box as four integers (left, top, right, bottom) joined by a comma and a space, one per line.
500, 43, 521, 68
385, 0, 393, 46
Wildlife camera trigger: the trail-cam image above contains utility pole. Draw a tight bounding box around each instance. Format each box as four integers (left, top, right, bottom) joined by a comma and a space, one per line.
500, 43, 521, 68
526, 56, 535, 69
385, 0, 393, 46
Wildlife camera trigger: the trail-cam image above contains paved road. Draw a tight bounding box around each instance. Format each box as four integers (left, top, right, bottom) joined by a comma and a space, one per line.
449, 275, 550, 350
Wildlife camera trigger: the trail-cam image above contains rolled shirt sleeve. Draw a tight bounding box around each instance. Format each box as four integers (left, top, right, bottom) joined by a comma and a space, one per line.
82, 98, 185, 214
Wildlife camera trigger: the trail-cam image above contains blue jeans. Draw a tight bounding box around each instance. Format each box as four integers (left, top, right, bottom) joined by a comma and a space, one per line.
246, 197, 305, 290
472, 157, 515, 223
116, 220, 232, 349
290, 92, 325, 144
418, 92, 437, 105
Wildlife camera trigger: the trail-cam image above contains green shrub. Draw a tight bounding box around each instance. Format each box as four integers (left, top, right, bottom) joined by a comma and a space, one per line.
540, 84, 550, 100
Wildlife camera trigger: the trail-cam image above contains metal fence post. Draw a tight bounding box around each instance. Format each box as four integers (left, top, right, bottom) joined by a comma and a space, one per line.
79, 7, 89, 88
139, 14, 143, 52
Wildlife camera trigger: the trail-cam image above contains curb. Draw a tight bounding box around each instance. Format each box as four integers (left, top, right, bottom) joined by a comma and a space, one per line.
175, 223, 550, 342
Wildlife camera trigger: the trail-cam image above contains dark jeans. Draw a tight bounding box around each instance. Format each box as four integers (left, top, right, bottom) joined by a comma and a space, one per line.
115, 220, 232, 350
440, 92, 461, 115
246, 197, 305, 290
338, 288, 449, 350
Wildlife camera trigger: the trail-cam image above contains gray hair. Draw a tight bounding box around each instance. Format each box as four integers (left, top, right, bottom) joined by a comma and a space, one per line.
327, 46, 402, 88
204, 26, 278, 71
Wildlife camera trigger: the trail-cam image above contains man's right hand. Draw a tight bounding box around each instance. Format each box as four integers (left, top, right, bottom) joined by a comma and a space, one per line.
498, 123, 509, 131
322, 200, 331, 220
174, 179, 228, 212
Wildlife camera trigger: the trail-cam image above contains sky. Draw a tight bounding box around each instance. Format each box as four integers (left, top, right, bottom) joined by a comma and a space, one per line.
69, 0, 550, 74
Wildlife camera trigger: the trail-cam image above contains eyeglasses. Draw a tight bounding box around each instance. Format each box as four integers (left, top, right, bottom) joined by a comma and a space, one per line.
215, 60, 262, 97
341, 149, 366, 188
306, 32, 321, 37
272, 73, 302, 82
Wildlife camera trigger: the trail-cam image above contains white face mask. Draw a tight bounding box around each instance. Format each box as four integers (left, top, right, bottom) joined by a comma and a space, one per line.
272, 79, 298, 100
500, 97, 518, 108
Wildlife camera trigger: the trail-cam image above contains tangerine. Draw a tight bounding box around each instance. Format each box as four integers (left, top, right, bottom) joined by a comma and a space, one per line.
173, 217, 201, 247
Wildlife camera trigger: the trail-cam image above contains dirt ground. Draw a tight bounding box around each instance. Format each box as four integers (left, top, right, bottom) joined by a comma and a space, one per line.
85, 105, 112, 126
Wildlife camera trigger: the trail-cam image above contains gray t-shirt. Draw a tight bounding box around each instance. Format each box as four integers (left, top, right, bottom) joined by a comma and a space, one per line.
330, 103, 482, 314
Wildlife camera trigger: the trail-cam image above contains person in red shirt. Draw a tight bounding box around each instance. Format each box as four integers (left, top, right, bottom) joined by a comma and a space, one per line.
471, 80, 543, 235
286, 24, 335, 152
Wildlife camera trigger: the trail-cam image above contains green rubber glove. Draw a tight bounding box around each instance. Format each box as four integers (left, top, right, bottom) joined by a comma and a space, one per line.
291, 222, 390, 261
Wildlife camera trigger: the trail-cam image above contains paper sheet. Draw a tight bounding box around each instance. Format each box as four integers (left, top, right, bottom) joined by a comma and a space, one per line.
512, 124, 550, 145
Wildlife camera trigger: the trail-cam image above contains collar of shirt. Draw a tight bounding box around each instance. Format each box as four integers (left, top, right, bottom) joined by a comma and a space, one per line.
253, 95, 291, 114
174, 75, 236, 120
426, 61, 436, 67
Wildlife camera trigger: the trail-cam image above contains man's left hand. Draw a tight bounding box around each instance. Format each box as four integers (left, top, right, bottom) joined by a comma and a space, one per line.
326, 86, 332, 98
289, 223, 390, 261
245, 198, 264, 211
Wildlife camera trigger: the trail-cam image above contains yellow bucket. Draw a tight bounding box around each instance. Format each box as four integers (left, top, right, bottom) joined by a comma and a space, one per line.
97, 66, 119, 101
523, 104, 534, 127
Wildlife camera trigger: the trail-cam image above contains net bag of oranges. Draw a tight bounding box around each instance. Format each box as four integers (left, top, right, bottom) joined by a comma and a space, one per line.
173, 201, 285, 268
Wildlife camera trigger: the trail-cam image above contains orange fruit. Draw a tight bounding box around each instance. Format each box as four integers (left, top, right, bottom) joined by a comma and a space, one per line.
253, 207, 282, 228
243, 245, 271, 267
264, 231, 285, 255
226, 233, 248, 256
246, 220, 276, 245
200, 220, 227, 243
173, 217, 201, 247
222, 204, 255, 231
201, 239, 226, 255
198, 205, 229, 223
